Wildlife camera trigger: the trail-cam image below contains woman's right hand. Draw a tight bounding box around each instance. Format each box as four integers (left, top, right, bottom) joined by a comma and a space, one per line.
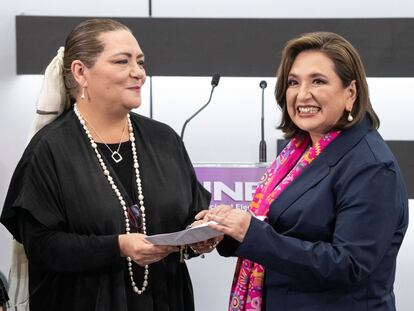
118, 233, 178, 266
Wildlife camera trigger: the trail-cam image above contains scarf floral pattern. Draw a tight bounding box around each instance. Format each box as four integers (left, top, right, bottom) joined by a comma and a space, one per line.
229, 130, 340, 311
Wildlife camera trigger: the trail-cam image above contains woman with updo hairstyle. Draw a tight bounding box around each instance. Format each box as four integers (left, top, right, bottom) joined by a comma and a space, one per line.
1, 18, 214, 311
200, 32, 408, 311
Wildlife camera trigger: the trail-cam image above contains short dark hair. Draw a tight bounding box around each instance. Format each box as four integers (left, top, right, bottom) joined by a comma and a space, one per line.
63, 18, 131, 106
275, 31, 380, 139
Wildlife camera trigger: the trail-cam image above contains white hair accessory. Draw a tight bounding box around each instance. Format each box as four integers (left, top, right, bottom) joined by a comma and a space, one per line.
7, 47, 66, 311
27, 46, 67, 140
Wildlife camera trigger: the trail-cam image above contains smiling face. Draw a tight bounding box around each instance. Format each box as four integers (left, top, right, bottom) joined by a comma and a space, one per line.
286, 50, 356, 145
82, 29, 146, 113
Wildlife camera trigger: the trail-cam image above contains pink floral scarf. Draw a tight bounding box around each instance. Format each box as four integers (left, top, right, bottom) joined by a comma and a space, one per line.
229, 130, 340, 311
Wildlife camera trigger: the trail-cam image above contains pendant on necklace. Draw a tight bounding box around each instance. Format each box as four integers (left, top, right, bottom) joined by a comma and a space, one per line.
111, 151, 123, 163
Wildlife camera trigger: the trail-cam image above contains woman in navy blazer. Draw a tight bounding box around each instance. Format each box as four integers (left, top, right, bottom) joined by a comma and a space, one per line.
200, 32, 409, 311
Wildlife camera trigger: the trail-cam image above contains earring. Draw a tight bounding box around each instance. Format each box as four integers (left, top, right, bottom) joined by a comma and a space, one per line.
347, 111, 354, 122
80, 88, 86, 100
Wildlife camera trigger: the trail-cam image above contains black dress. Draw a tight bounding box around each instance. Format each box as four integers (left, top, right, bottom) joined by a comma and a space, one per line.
0, 278, 8, 307
1, 108, 211, 311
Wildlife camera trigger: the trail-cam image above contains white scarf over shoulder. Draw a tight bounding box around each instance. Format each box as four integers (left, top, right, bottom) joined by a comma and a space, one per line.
8, 46, 66, 311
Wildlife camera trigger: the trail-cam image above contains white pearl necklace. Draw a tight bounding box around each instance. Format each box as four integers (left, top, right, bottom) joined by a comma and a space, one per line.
74, 104, 149, 295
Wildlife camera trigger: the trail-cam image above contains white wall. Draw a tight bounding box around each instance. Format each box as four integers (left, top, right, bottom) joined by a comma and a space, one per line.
153, 0, 414, 18
1, 1, 414, 310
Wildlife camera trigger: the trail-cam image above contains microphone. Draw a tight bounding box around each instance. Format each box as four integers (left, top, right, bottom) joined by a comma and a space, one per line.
259, 80, 267, 162
180, 74, 220, 140
211, 73, 220, 87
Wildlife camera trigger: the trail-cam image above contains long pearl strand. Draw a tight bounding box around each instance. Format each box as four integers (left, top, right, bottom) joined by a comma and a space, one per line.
74, 104, 149, 294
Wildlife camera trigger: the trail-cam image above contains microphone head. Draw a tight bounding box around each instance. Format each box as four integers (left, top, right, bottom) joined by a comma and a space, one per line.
211, 74, 220, 87
259, 80, 267, 89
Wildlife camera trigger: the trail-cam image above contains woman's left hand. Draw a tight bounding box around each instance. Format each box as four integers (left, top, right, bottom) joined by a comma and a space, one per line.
206, 206, 252, 242
188, 236, 223, 254
187, 212, 223, 254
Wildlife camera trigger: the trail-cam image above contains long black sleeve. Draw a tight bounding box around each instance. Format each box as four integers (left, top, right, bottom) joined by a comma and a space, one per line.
0, 277, 8, 306
19, 210, 122, 273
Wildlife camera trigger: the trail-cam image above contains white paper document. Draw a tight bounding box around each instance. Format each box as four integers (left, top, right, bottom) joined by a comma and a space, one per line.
145, 221, 223, 246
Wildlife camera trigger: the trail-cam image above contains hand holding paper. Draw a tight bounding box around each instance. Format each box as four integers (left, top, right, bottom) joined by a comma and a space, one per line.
202, 205, 253, 243
145, 221, 223, 246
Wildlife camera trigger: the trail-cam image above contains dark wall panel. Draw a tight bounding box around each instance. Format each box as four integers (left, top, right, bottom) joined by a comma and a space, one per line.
387, 141, 414, 199
16, 16, 414, 77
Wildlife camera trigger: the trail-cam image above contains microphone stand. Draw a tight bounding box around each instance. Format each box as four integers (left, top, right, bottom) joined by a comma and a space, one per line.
259, 81, 267, 162
180, 75, 220, 140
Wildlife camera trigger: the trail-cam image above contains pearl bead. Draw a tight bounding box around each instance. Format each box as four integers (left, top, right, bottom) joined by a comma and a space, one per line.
73, 104, 148, 295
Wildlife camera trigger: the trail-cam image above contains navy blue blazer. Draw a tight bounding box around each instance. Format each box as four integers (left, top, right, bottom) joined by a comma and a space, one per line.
218, 116, 409, 311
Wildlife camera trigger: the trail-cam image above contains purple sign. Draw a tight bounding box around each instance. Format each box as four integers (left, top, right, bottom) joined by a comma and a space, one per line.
194, 165, 267, 209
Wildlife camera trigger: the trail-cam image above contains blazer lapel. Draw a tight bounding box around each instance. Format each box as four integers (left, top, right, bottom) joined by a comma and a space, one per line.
267, 116, 372, 225
267, 153, 330, 225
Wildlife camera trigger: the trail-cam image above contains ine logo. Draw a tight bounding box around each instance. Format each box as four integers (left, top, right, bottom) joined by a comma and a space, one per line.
202, 181, 259, 202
